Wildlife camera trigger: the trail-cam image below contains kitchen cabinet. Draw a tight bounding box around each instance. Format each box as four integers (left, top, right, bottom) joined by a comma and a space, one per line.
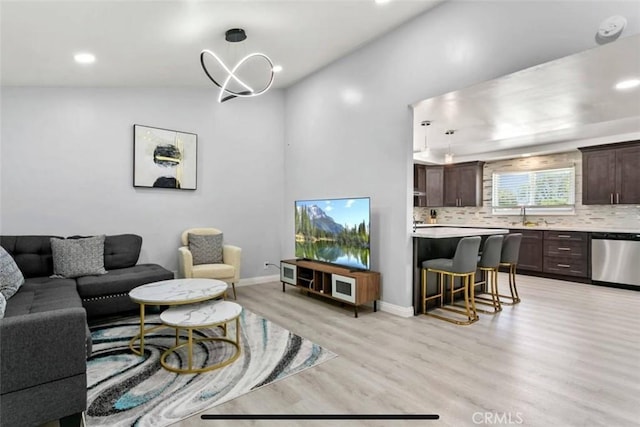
425, 166, 444, 207
414, 164, 443, 207
443, 161, 484, 207
580, 141, 640, 205
413, 164, 427, 207
542, 231, 589, 278
511, 229, 543, 272
509, 229, 589, 278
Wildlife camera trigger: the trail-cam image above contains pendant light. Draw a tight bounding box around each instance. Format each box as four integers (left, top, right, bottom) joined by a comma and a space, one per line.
444, 129, 455, 164
200, 28, 277, 103
421, 120, 431, 154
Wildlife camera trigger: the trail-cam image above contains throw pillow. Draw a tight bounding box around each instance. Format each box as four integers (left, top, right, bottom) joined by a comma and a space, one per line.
0, 293, 6, 319
188, 233, 223, 265
0, 246, 25, 299
50, 235, 108, 279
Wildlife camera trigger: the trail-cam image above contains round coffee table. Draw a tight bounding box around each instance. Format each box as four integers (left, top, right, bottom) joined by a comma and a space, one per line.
128, 278, 228, 356
160, 300, 243, 374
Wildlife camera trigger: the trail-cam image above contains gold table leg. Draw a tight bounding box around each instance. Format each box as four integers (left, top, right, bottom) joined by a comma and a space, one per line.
160, 316, 242, 374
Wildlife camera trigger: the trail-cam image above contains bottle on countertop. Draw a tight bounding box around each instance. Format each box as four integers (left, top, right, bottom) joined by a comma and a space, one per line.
429, 209, 437, 224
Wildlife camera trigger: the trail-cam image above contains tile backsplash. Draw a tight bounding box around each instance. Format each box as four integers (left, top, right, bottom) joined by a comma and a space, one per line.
414, 151, 640, 230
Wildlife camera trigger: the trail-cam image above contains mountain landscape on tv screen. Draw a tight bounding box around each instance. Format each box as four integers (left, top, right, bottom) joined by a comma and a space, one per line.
295, 203, 370, 270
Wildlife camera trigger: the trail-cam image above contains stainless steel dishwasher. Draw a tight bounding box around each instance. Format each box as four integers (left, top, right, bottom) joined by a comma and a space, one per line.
591, 232, 640, 288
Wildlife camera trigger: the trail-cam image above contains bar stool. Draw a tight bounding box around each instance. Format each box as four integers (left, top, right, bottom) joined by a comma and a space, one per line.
421, 236, 482, 325
499, 233, 523, 305
472, 234, 504, 313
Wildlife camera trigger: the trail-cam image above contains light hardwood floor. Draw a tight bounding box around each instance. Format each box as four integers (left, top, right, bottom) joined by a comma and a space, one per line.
178, 275, 640, 427
48, 274, 640, 427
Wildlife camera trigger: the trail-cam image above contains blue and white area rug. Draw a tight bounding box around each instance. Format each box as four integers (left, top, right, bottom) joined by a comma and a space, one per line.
86, 309, 336, 427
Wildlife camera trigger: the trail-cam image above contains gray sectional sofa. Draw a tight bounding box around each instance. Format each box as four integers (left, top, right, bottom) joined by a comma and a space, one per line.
0, 234, 174, 427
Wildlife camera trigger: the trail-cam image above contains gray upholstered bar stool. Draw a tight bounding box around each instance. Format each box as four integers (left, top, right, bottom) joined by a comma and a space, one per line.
499, 233, 523, 305
421, 236, 482, 325
472, 234, 504, 314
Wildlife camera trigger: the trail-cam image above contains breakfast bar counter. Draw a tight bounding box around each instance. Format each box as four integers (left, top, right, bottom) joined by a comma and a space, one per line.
411, 227, 509, 315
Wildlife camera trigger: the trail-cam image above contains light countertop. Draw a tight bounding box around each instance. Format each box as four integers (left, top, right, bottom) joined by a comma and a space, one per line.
414, 223, 640, 234
412, 227, 509, 239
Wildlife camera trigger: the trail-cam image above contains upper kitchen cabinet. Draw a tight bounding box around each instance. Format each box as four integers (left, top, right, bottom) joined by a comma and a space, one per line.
413, 164, 427, 207
443, 161, 484, 207
580, 141, 640, 205
425, 166, 444, 207
414, 164, 444, 207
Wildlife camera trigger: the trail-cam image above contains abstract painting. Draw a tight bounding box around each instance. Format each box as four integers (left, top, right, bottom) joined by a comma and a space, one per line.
133, 124, 197, 190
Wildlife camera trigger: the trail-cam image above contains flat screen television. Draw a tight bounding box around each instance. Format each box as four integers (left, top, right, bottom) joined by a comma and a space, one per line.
295, 197, 370, 270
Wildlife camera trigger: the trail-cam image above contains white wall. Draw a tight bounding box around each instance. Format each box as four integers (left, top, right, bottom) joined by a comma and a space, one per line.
283, 0, 640, 311
0, 87, 285, 278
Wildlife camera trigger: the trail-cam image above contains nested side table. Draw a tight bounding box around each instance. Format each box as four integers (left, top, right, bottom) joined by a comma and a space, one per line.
159, 300, 242, 374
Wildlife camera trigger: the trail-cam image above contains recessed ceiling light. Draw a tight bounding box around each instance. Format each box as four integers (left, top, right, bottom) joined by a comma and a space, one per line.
615, 78, 640, 90
74, 53, 96, 64
375, 0, 392, 4
272, 65, 283, 73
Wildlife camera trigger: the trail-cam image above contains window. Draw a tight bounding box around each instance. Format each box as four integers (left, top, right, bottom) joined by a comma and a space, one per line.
492, 166, 575, 215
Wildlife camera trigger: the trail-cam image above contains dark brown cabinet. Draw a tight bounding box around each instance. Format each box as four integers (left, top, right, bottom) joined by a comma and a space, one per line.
510, 229, 589, 278
443, 161, 484, 207
580, 141, 640, 205
512, 229, 543, 272
414, 164, 444, 207
542, 231, 589, 278
413, 164, 427, 207
425, 166, 444, 207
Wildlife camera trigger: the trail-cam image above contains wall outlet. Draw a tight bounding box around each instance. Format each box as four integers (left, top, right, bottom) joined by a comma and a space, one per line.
263, 261, 269, 270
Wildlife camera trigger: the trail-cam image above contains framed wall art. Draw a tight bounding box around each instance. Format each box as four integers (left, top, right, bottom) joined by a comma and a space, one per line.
133, 124, 197, 190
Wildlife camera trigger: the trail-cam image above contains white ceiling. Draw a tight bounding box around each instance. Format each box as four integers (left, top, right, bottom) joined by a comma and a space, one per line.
412, 34, 640, 164
3, 1, 639, 163
0, 0, 441, 88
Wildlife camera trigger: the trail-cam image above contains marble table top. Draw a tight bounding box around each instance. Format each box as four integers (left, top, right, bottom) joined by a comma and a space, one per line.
160, 300, 243, 328
129, 278, 228, 305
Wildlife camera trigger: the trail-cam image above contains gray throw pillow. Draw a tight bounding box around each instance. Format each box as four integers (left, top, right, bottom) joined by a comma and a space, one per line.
0, 293, 6, 319
51, 235, 108, 279
189, 233, 223, 265
0, 246, 25, 299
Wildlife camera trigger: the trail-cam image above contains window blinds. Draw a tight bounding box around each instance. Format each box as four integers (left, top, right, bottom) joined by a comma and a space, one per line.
492, 167, 575, 208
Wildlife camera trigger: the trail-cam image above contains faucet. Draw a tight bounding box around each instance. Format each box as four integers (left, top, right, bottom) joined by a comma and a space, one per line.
521, 206, 527, 226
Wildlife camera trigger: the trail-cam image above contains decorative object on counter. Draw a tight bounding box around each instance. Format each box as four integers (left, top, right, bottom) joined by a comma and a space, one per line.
498, 233, 523, 304
133, 124, 197, 190
429, 209, 437, 224
200, 28, 277, 103
421, 236, 482, 325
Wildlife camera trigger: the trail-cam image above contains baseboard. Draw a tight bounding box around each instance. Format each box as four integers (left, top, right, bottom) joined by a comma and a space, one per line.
238, 275, 279, 287
378, 301, 414, 318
